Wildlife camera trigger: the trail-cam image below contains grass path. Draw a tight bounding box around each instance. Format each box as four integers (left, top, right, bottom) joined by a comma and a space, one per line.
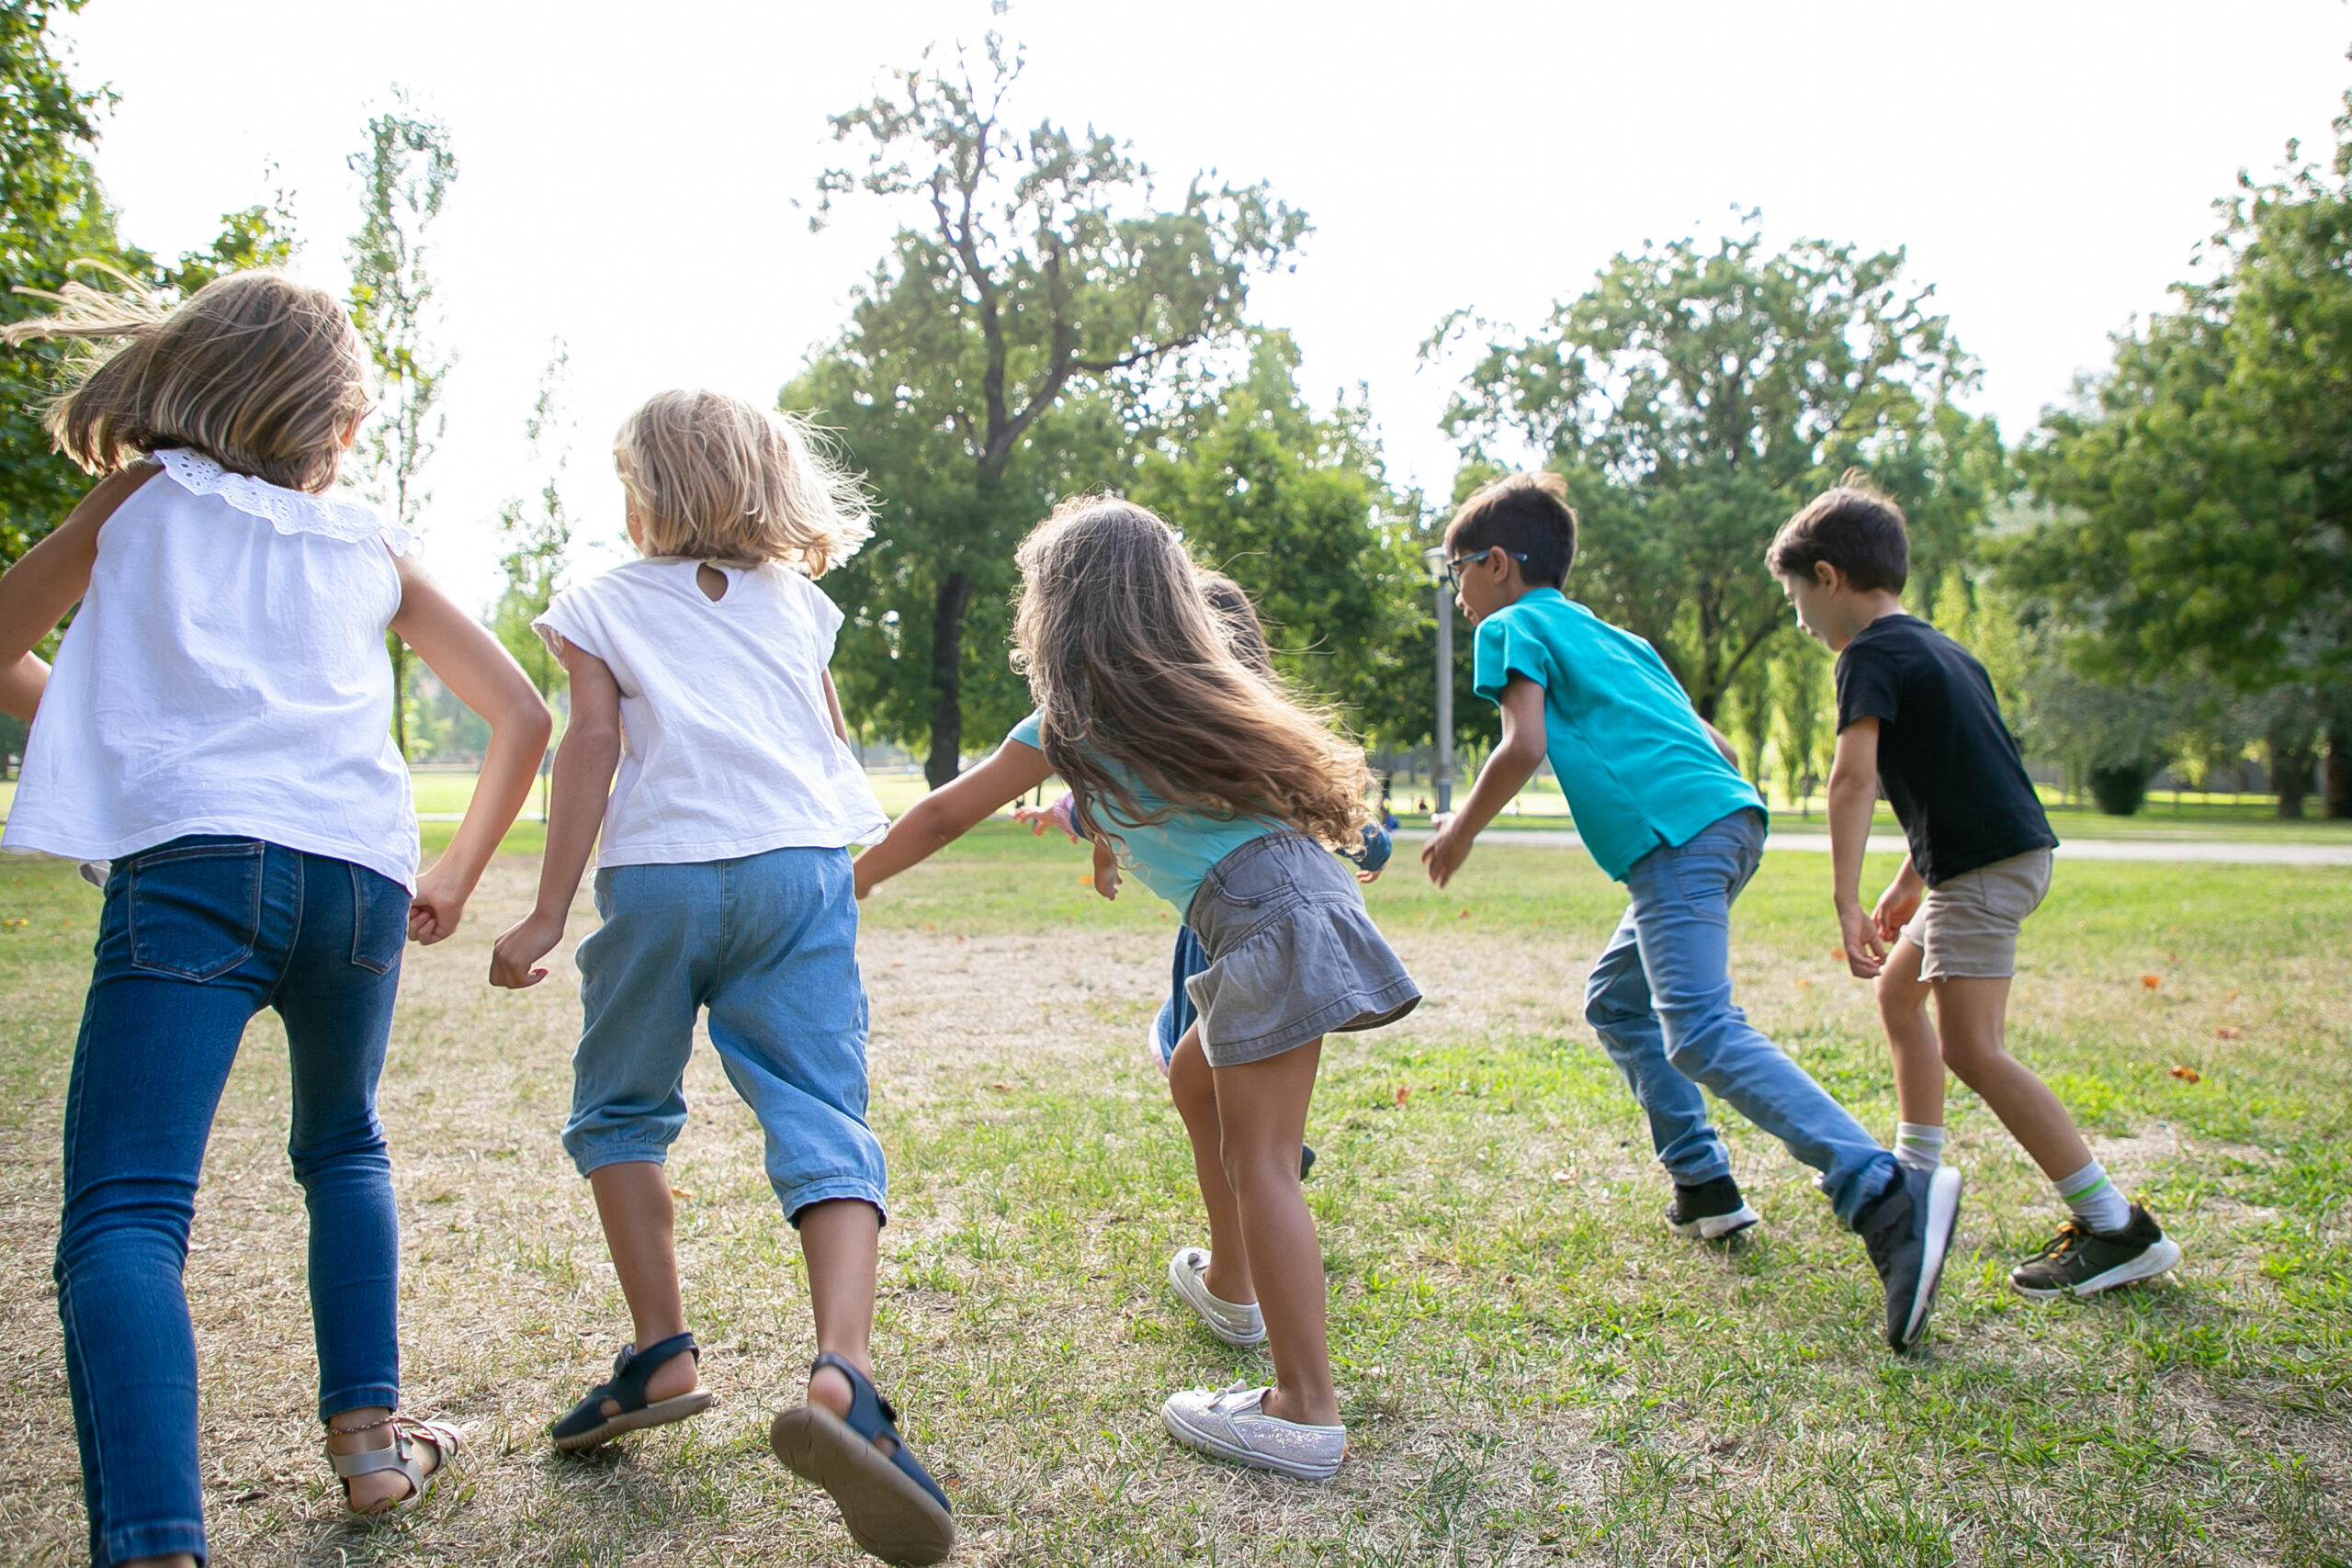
0, 828, 2346, 1565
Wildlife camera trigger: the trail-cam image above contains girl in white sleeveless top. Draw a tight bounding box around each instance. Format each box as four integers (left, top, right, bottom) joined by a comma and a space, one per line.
0, 271, 550, 1568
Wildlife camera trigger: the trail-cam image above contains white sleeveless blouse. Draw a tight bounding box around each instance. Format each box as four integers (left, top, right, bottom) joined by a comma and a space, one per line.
3, 449, 420, 889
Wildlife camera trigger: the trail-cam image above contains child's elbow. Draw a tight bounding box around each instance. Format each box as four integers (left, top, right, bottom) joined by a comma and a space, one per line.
513, 695, 555, 750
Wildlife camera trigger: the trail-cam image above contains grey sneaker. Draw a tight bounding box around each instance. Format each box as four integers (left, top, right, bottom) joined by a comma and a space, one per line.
1857, 1162, 1963, 1353
1167, 1247, 1265, 1348
2010, 1205, 2181, 1300
1160, 1382, 1345, 1481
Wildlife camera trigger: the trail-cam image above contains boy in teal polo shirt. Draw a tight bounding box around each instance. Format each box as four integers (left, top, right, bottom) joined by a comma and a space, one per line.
1421, 472, 1962, 1353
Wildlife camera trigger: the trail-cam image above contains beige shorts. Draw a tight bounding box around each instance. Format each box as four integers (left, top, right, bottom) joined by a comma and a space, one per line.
1900, 848, 2052, 981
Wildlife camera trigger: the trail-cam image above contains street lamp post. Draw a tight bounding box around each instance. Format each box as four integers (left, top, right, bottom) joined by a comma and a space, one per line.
1423, 547, 1453, 816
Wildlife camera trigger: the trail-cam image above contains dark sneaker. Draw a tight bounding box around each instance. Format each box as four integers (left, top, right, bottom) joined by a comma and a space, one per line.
1300, 1143, 1317, 1181
1856, 1163, 1963, 1352
2009, 1204, 2181, 1300
1666, 1175, 1759, 1240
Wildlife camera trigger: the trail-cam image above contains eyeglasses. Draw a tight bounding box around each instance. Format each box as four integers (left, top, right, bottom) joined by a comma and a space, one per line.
1439, 547, 1530, 588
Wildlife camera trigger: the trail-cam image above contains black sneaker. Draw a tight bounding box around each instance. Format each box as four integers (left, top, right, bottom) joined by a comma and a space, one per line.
1666, 1175, 1759, 1240
1855, 1162, 1963, 1352
2009, 1204, 2181, 1300
1300, 1143, 1317, 1180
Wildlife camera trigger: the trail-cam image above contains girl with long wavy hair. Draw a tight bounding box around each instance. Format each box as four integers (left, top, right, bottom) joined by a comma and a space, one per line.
854, 497, 1419, 1483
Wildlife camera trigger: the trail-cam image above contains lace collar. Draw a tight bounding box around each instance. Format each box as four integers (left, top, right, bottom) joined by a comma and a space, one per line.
153, 447, 413, 557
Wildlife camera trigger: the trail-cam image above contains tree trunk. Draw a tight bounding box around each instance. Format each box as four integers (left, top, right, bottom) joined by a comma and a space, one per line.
922, 571, 977, 789
2327, 729, 2352, 819
2270, 730, 2314, 818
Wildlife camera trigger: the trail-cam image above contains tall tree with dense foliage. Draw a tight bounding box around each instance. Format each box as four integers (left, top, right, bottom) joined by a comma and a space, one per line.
1129, 331, 1425, 737
1435, 216, 2002, 721
347, 93, 457, 761
2014, 96, 2352, 816
796, 35, 1305, 784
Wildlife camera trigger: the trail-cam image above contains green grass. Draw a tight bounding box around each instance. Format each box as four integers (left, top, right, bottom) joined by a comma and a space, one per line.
0, 829, 2346, 1565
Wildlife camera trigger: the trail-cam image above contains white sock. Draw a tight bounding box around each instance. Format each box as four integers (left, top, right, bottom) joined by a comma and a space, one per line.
2055, 1159, 2130, 1234
1894, 1122, 1945, 1173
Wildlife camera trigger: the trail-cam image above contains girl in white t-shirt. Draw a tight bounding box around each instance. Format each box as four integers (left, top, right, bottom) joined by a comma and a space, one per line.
490, 389, 952, 1565
0, 270, 550, 1565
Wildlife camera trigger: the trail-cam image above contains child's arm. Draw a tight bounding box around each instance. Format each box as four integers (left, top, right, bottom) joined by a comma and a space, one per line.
489, 639, 620, 987
0, 466, 158, 720
1826, 718, 1889, 978
1422, 676, 1547, 889
821, 669, 852, 744
393, 554, 553, 943
853, 739, 1055, 897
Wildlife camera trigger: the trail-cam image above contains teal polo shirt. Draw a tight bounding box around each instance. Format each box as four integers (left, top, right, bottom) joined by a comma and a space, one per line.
1471, 589, 1764, 882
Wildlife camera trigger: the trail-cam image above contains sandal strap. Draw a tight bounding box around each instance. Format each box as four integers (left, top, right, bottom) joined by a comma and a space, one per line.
329, 1416, 457, 1484
599, 1331, 701, 1409
808, 1351, 950, 1517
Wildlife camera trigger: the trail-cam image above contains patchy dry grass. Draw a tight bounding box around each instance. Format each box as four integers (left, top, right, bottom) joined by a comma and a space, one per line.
0, 825, 2347, 1566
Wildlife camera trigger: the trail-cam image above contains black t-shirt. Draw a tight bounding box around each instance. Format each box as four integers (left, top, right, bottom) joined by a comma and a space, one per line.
1834, 615, 2056, 886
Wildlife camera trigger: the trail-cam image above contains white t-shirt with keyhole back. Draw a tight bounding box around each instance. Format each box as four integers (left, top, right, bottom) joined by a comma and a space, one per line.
534, 558, 885, 866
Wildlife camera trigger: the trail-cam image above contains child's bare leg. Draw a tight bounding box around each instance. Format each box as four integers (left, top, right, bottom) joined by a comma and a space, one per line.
1169, 1026, 1252, 1304
588, 1161, 698, 1404
800, 1199, 884, 1438
1214, 1040, 1337, 1428
1930, 976, 2093, 1179
1875, 938, 1948, 1127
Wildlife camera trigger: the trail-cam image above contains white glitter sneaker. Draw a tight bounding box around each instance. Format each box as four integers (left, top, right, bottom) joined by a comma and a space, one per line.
1160, 1382, 1345, 1482
1167, 1247, 1264, 1347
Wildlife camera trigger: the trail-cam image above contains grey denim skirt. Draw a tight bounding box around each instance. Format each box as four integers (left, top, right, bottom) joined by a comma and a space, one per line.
1182, 831, 1421, 1068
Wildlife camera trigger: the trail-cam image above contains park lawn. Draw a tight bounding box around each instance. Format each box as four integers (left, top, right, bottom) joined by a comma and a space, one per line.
0, 825, 2346, 1566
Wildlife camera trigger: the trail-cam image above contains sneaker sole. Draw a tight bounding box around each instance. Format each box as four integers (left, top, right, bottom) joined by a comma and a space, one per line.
1159, 1402, 1340, 1483
1668, 1202, 1759, 1241
1168, 1250, 1267, 1348
1898, 1166, 1963, 1351
2010, 1236, 2183, 1301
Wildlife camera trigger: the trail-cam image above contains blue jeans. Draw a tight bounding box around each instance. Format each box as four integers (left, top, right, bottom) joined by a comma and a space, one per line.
1582, 809, 1895, 1226
58, 837, 409, 1567
566, 846, 885, 1224
1151, 924, 1210, 1069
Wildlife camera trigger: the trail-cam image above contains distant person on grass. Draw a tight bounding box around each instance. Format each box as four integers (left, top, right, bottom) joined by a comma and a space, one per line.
0, 270, 551, 1566
1420, 471, 1961, 1354
856, 498, 1419, 1483
488, 391, 953, 1566
1770, 476, 2181, 1299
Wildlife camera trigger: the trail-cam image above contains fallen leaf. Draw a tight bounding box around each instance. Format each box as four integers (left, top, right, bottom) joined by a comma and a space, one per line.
2141, 974, 2161, 989
669, 1186, 695, 1199
956, 934, 967, 942
1795, 976, 1813, 988
988, 1082, 1009, 1092
2168, 1065, 2200, 1083
1077, 873, 1093, 886
1550, 1169, 1573, 1184
2215, 1025, 2242, 1041
1395, 1086, 1412, 1104
1458, 908, 1471, 919
1829, 947, 1847, 963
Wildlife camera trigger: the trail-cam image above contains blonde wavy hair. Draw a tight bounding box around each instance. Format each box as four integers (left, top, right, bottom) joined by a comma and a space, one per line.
614, 389, 870, 576
1012, 496, 1371, 851
0, 265, 370, 493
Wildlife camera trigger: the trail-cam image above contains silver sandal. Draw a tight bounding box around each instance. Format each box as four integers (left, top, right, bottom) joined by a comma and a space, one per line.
327, 1415, 462, 1517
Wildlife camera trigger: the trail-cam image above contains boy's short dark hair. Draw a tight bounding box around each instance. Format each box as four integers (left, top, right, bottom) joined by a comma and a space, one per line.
1446, 470, 1576, 588
1767, 471, 1910, 592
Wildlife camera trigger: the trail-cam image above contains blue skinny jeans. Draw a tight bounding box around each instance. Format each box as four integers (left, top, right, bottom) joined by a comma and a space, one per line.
1581, 808, 1896, 1226
56, 837, 410, 1566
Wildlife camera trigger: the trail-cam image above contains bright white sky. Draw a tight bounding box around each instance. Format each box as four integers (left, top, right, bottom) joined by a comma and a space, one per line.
55, 0, 2352, 609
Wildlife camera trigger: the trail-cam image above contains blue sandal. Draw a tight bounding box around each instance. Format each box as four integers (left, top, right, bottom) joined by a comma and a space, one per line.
770, 1352, 954, 1565
551, 1330, 716, 1451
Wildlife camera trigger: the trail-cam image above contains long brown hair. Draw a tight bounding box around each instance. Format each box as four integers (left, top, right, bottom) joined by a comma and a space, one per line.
0, 266, 370, 493
1012, 497, 1370, 850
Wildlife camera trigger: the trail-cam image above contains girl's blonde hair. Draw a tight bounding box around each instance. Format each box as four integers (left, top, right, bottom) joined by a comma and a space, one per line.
1012, 496, 1371, 851
0, 266, 370, 493
613, 389, 871, 576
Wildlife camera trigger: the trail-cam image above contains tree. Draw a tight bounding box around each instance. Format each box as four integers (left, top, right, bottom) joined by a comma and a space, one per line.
493, 344, 573, 818
798, 35, 1305, 784
347, 93, 457, 761
1128, 331, 1425, 736
2013, 91, 2352, 816
1435, 214, 1999, 720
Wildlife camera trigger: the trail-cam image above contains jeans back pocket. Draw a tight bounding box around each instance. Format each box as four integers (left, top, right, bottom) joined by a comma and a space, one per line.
349, 862, 411, 976
129, 839, 266, 981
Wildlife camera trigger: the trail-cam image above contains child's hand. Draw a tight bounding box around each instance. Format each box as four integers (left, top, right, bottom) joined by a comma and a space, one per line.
1356, 866, 1383, 885
1421, 812, 1473, 889
1012, 793, 1081, 844
1090, 838, 1121, 900
408, 869, 470, 945
489, 909, 566, 988
1838, 902, 1886, 979
1871, 873, 1922, 944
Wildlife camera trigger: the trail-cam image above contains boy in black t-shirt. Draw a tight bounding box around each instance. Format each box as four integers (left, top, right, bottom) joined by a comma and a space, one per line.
1766, 478, 2180, 1301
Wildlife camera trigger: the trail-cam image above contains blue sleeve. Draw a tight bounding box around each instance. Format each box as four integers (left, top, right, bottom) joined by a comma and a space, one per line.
1472, 608, 1551, 705
1345, 823, 1394, 873
1007, 710, 1044, 750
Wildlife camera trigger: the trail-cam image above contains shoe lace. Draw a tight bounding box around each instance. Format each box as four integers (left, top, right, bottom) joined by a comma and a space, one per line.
2028, 1220, 2093, 1264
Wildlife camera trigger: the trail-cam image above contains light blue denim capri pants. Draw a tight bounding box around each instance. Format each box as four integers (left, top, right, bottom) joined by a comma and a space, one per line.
565, 843, 887, 1224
